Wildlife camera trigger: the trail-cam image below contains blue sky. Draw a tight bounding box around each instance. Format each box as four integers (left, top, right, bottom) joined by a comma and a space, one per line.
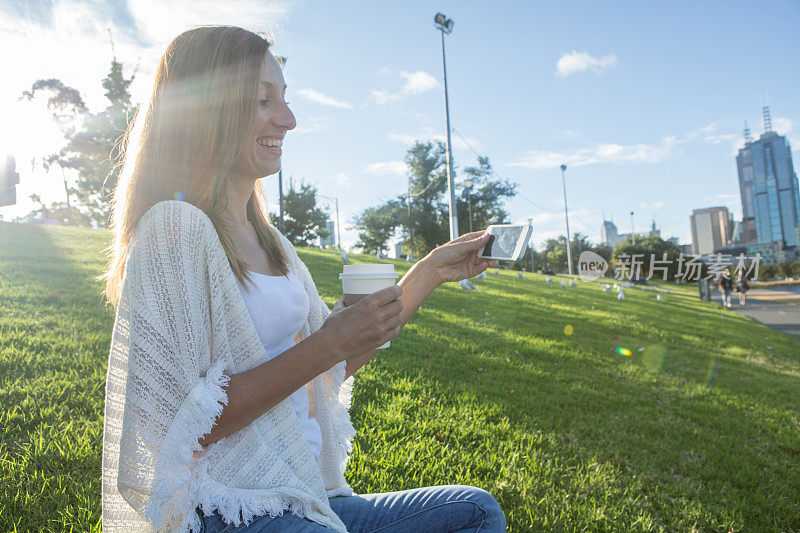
1, 0, 798, 251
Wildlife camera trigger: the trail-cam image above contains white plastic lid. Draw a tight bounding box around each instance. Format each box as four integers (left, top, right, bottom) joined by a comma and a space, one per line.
342, 264, 396, 274
339, 264, 398, 280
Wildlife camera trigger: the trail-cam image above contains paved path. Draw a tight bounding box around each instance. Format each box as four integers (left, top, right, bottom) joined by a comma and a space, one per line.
712, 286, 800, 340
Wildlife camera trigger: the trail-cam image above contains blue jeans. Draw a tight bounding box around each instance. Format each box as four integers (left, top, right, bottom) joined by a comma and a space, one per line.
196, 484, 507, 532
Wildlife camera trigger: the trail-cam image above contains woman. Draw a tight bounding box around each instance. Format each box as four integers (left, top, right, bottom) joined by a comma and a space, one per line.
736, 269, 749, 306
718, 269, 733, 308
100, 26, 506, 532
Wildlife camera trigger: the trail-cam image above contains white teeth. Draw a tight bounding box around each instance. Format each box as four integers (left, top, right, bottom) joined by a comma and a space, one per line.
257, 138, 282, 148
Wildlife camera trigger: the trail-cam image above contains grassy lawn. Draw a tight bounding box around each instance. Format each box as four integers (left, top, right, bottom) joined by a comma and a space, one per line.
1, 221, 799, 532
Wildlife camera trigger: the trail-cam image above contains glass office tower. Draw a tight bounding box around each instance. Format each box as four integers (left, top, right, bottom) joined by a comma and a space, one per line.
736, 107, 800, 254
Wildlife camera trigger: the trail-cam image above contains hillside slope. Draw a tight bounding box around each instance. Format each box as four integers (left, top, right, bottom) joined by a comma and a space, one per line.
1, 221, 798, 531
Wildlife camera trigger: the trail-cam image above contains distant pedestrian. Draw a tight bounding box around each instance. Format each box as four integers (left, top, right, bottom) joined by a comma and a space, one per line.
736, 270, 750, 306
718, 270, 733, 308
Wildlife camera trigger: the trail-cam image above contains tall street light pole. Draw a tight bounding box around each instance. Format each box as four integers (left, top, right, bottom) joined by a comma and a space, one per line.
276, 55, 287, 234
630, 211, 635, 245
528, 217, 535, 273
434, 12, 458, 240
561, 164, 573, 276
407, 189, 415, 261
463, 178, 474, 233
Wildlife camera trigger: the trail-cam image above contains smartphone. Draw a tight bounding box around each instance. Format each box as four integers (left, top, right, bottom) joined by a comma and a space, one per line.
478, 224, 533, 261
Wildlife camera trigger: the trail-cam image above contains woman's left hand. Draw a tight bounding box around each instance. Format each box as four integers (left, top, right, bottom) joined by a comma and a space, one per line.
424, 231, 500, 284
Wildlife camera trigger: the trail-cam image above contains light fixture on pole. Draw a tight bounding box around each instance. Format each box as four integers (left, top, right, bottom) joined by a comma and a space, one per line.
434, 12, 458, 239
560, 164, 573, 276
463, 178, 474, 233
318, 194, 341, 250
630, 211, 635, 244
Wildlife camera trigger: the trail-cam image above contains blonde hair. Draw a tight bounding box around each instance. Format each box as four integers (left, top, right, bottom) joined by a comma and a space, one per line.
98, 26, 288, 308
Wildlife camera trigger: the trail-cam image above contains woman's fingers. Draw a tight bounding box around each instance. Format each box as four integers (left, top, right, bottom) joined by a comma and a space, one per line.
368, 285, 403, 307
453, 232, 490, 253
449, 230, 487, 245
380, 299, 404, 319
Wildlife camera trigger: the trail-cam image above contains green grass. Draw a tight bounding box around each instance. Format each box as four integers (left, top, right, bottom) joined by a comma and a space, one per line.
1, 221, 799, 532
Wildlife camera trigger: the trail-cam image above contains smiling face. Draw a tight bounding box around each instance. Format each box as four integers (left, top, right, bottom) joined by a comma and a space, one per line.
232, 51, 296, 179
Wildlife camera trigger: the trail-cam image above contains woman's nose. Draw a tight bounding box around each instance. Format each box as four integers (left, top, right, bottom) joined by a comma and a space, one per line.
275, 105, 296, 131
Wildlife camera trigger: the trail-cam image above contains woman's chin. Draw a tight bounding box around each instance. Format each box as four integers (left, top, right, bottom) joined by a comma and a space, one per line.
257, 163, 281, 178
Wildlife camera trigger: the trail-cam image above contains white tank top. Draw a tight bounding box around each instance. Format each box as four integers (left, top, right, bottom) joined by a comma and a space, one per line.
237, 270, 322, 462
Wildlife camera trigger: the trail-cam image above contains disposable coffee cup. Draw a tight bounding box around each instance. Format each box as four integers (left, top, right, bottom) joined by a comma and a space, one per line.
339, 264, 399, 349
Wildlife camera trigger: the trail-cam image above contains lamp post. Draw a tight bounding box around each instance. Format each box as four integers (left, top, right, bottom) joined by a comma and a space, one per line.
630, 211, 635, 245
406, 190, 414, 261
528, 217, 535, 273
434, 12, 458, 239
318, 195, 341, 250
276, 55, 287, 234
463, 178, 474, 233
560, 164, 573, 276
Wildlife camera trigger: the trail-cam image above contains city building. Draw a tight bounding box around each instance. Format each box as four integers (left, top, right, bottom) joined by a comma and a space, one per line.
393, 241, 404, 260
319, 220, 336, 247
1, 154, 19, 207
600, 219, 631, 247
601, 218, 660, 247
690, 207, 733, 255
735, 106, 800, 260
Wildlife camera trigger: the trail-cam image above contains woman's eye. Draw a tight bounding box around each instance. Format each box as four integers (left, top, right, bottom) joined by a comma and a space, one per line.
258, 98, 270, 107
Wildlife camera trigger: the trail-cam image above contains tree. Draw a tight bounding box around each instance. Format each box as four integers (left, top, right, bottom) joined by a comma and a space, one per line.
23, 58, 137, 228
612, 235, 682, 281
59, 59, 137, 227
20, 79, 87, 222
405, 141, 450, 257
536, 233, 606, 274
17, 194, 93, 226
352, 201, 400, 255
456, 156, 516, 232
352, 140, 518, 259
282, 181, 330, 246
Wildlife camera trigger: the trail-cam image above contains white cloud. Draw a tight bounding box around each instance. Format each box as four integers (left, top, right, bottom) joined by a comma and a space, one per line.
704, 193, 740, 203
297, 88, 352, 109
0, 0, 296, 221
372, 69, 438, 104
400, 71, 438, 94
388, 131, 480, 151
365, 161, 408, 176
510, 142, 670, 169
509, 121, 759, 170
331, 172, 350, 187
292, 117, 327, 135
125, 0, 293, 47
773, 116, 793, 135
556, 51, 617, 78
702, 133, 738, 145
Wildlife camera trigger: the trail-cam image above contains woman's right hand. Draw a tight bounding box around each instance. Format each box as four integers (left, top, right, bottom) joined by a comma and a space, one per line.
319, 285, 404, 364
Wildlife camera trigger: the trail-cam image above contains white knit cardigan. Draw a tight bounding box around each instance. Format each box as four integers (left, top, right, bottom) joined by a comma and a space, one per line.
102, 200, 357, 532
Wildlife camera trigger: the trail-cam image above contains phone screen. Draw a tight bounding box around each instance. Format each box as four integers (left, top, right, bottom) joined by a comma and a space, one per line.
483, 226, 524, 259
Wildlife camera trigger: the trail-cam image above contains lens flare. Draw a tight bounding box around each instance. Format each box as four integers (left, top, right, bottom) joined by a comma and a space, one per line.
705, 355, 718, 388
175, 191, 185, 201
641, 344, 667, 373
564, 324, 574, 336
616, 347, 632, 357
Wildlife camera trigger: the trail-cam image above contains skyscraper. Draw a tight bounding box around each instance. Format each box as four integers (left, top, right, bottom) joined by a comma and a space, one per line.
736, 106, 800, 259
690, 207, 733, 255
